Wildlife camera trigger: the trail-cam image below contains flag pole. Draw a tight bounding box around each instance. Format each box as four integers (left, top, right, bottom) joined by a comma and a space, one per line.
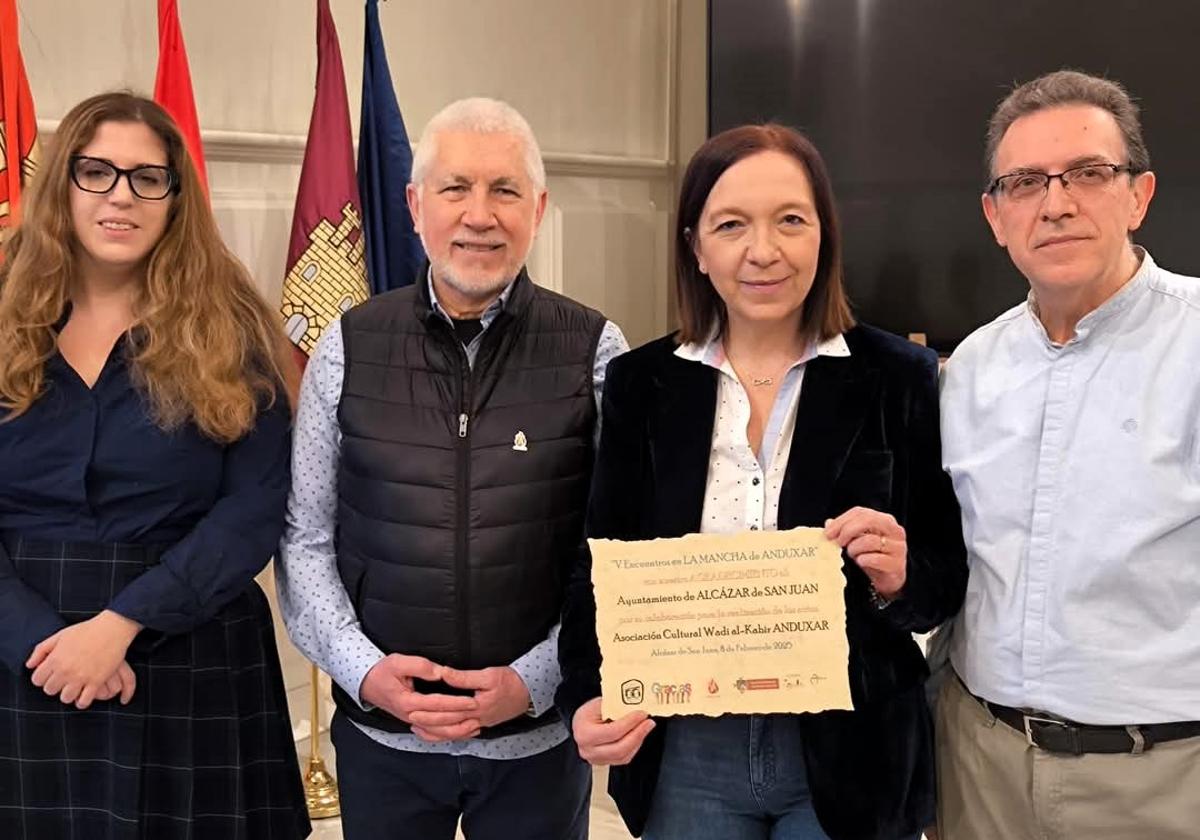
304, 663, 341, 818
289, 2, 365, 816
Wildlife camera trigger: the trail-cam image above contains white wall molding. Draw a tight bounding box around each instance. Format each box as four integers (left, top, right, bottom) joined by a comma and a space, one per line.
38, 120, 671, 179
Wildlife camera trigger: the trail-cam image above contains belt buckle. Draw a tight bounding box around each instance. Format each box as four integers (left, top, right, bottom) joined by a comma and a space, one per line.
1023, 714, 1081, 755
1125, 725, 1147, 755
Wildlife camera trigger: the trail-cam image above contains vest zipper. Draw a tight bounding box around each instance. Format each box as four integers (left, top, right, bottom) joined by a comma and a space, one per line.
454, 342, 473, 668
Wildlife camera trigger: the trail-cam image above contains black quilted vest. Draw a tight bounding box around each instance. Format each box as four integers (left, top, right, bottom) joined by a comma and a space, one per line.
331, 270, 605, 736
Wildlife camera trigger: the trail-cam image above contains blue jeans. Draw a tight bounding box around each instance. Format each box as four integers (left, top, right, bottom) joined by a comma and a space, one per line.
644, 714, 921, 840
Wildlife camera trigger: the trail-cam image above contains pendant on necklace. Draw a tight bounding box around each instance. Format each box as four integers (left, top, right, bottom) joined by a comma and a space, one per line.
751, 377, 773, 387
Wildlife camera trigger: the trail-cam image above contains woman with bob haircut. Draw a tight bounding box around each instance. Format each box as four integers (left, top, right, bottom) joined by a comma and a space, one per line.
0, 92, 310, 839
557, 124, 967, 839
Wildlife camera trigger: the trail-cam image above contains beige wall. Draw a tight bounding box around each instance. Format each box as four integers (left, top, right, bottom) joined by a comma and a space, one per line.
26, 0, 671, 154
20, 0, 705, 749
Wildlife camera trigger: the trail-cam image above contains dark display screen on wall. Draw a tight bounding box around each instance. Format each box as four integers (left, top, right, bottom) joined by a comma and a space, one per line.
709, 0, 1200, 351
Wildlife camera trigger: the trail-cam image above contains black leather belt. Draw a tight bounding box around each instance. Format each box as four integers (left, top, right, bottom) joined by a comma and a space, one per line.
978, 696, 1200, 756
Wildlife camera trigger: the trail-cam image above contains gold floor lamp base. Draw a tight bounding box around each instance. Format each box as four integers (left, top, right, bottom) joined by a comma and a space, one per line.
304, 754, 341, 819
304, 663, 341, 819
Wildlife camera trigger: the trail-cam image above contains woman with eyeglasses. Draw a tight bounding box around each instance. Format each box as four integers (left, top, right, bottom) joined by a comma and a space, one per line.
0, 93, 310, 839
556, 124, 968, 840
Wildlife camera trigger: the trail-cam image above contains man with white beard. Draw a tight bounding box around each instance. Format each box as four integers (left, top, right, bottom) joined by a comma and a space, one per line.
277, 97, 627, 839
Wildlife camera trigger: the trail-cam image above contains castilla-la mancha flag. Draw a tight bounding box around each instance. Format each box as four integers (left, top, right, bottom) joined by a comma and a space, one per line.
280, 0, 368, 369
153, 0, 207, 194
0, 0, 41, 229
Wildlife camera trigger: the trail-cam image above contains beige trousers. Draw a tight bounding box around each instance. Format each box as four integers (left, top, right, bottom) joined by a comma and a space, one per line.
935, 674, 1200, 840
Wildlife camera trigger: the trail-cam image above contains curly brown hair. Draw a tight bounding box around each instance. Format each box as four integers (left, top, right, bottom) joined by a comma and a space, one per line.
0, 91, 294, 442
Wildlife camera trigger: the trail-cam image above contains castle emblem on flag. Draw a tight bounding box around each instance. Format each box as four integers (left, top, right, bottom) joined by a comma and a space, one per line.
280, 202, 369, 354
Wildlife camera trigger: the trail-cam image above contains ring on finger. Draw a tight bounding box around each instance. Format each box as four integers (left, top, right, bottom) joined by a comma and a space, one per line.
880, 535, 888, 553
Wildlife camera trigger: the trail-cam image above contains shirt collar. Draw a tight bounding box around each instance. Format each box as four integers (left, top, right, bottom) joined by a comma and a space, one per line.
426, 266, 515, 329
674, 328, 850, 369
1025, 246, 1155, 347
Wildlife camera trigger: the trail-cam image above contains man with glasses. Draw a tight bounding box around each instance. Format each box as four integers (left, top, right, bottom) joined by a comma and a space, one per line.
937, 70, 1200, 838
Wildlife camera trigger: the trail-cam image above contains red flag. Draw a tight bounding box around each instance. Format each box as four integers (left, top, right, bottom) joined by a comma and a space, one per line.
0, 0, 40, 229
280, 0, 368, 368
153, 0, 207, 194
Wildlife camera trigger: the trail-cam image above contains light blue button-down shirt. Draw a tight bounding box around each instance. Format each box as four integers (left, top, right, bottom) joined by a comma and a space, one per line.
940, 250, 1200, 724
277, 274, 628, 758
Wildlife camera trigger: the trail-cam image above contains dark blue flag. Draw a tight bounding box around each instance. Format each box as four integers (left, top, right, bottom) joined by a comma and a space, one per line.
358, 0, 424, 293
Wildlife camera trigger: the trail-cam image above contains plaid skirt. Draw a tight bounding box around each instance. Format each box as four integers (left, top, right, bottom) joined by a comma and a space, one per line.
0, 536, 311, 840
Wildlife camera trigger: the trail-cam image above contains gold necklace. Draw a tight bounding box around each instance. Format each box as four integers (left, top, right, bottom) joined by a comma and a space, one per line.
726, 340, 802, 390
739, 358, 793, 388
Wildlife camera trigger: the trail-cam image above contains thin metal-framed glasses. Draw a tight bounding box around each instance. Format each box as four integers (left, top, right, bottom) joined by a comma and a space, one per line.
69, 155, 179, 201
988, 162, 1138, 202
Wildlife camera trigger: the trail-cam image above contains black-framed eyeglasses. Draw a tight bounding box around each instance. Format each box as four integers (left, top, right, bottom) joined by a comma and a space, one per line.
69, 155, 179, 201
988, 162, 1139, 201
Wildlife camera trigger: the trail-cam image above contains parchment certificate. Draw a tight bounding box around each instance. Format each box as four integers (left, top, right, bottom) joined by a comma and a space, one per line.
590, 528, 852, 718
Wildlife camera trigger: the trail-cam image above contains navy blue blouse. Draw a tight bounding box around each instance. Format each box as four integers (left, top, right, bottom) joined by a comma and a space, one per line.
0, 335, 291, 671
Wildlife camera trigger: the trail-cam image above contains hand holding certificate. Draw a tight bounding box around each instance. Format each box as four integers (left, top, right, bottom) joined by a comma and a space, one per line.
590, 527, 853, 718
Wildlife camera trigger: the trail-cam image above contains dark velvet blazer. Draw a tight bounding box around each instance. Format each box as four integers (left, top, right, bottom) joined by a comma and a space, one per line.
557, 325, 967, 840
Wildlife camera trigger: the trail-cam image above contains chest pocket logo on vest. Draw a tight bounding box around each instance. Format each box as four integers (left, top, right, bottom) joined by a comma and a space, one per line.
513, 431, 529, 452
